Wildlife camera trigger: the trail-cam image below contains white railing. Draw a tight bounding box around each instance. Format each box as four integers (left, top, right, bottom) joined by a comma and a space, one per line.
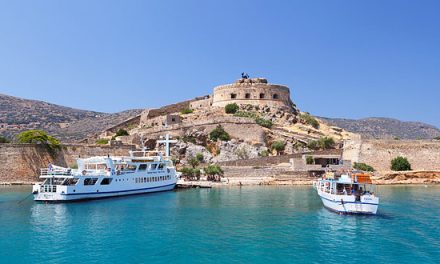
40, 168, 72, 176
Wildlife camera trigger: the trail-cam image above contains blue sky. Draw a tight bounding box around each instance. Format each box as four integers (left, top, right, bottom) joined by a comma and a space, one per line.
0, 0, 439, 127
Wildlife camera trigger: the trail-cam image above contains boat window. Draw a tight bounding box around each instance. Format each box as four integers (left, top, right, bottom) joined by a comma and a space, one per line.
150, 164, 157, 170
84, 178, 98, 185
144, 177, 147, 182
100, 178, 113, 185
64, 178, 79, 186
138, 164, 147, 171
158, 163, 164, 170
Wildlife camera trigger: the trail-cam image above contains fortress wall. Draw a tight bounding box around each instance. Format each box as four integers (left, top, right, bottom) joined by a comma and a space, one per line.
212, 83, 291, 108
343, 139, 440, 171
140, 99, 195, 125
0, 144, 135, 183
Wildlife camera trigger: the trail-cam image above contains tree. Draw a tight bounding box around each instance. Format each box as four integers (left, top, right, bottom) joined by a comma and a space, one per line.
179, 167, 200, 181
209, 125, 230, 141
271, 141, 286, 155
16, 130, 61, 155
112, 129, 129, 140
391, 156, 411, 171
0, 136, 10, 143
188, 157, 200, 168
307, 137, 335, 150
205, 164, 224, 182
225, 103, 239, 114
353, 162, 375, 172
306, 155, 314, 165
196, 153, 204, 163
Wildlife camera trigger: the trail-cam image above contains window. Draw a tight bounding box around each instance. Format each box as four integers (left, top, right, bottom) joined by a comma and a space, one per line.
144, 177, 147, 182
84, 178, 98, 185
171, 118, 176, 122
259, 93, 265, 99
138, 164, 147, 171
273, 94, 279, 99
245, 93, 251, 99
100, 178, 112, 185
158, 163, 164, 170
230, 93, 237, 99
151, 164, 157, 170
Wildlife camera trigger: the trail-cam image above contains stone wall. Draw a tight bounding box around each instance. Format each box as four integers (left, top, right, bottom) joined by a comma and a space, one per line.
0, 143, 135, 183
343, 139, 440, 171
139, 99, 195, 125
212, 80, 292, 108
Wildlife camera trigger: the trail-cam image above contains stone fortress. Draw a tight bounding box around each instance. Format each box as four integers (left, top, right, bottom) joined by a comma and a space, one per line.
211, 77, 293, 109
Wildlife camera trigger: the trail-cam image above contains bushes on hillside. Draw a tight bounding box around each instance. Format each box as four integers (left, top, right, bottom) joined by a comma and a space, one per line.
255, 117, 273, 128
16, 130, 61, 156
0, 136, 10, 143
271, 141, 286, 155
353, 162, 375, 172
225, 103, 239, 114
209, 125, 230, 141
180, 108, 194, 114
306, 156, 314, 165
205, 164, 224, 182
112, 129, 129, 140
300, 113, 320, 129
307, 137, 335, 150
391, 156, 411, 171
96, 139, 109, 145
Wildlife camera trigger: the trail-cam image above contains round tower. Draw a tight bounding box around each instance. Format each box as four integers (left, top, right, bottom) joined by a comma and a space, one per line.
211, 77, 292, 108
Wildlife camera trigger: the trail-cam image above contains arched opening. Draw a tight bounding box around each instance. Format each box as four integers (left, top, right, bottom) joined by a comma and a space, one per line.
259, 93, 265, 99
230, 93, 237, 99
245, 93, 251, 99
273, 94, 279, 99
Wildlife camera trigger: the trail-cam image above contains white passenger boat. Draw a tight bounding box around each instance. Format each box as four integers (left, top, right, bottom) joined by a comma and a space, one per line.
314, 172, 379, 214
32, 136, 178, 202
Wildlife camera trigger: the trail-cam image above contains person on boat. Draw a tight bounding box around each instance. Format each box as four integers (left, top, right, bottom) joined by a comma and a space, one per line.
48, 162, 53, 172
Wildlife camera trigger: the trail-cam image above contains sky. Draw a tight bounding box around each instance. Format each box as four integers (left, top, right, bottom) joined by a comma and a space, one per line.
0, 0, 439, 127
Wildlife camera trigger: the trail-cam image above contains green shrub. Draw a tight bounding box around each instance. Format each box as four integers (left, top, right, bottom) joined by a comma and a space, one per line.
0, 136, 10, 143
205, 164, 224, 181
259, 150, 270, 157
179, 167, 201, 180
196, 153, 204, 163
306, 156, 314, 165
180, 108, 194, 114
112, 129, 129, 140
300, 113, 320, 129
188, 157, 200, 168
353, 162, 375, 172
182, 135, 196, 144
307, 140, 319, 150
209, 125, 230, 141
271, 141, 286, 155
16, 130, 61, 155
391, 156, 411, 171
225, 103, 239, 114
255, 117, 273, 128
307, 137, 335, 150
96, 138, 109, 145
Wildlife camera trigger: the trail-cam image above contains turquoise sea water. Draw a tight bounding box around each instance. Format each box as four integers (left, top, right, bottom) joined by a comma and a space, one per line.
0, 185, 439, 264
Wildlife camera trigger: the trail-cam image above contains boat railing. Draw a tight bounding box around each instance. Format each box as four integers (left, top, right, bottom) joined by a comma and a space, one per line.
40, 168, 72, 176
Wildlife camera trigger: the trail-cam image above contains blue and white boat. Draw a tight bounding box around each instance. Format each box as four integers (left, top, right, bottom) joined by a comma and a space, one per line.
314, 172, 379, 214
32, 136, 178, 202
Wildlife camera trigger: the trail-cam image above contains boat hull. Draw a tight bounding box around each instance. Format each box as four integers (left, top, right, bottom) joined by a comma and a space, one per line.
318, 194, 378, 214
34, 183, 176, 202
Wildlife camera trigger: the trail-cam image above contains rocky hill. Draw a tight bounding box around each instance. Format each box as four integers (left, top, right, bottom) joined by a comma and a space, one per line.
0, 93, 142, 141
321, 117, 440, 140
